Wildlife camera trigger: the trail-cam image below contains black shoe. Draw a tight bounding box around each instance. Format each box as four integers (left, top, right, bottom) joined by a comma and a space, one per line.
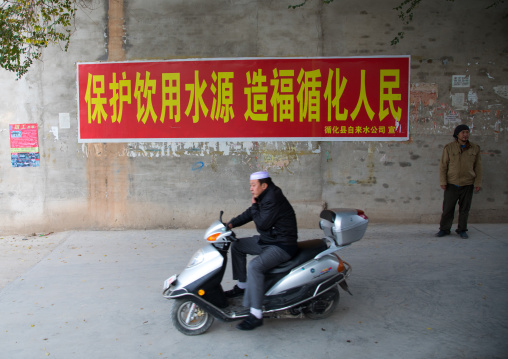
456, 230, 469, 239
224, 285, 245, 298
236, 314, 263, 330
435, 230, 450, 237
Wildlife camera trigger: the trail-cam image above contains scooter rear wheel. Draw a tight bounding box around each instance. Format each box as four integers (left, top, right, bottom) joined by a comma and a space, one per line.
303, 286, 340, 320
171, 299, 214, 335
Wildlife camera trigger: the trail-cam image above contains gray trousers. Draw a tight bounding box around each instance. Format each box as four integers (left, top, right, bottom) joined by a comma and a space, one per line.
231, 236, 291, 309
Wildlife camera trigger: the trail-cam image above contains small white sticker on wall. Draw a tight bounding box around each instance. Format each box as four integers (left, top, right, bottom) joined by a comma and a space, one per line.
51, 126, 59, 140
452, 75, 470, 88
451, 93, 467, 110
493, 85, 508, 99
59, 113, 71, 129
467, 89, 478, 104
444, 112, 461, 125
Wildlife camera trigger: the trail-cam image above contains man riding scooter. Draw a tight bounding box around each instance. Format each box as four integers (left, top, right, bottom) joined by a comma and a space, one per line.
225, 171, 298, 330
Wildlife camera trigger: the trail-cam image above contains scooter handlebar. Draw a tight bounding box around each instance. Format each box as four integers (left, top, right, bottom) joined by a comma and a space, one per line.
225, 230, 238, 242
218, 210, 237, 242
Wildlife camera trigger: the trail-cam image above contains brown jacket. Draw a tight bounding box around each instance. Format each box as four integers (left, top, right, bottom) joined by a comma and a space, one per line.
439, 140, 482, 187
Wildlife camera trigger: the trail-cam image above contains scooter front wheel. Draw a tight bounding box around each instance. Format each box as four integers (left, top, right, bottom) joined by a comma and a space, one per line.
171, 299, 214, 335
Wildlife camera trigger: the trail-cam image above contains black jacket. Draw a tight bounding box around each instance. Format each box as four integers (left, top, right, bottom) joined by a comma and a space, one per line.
230, 183, 298, 250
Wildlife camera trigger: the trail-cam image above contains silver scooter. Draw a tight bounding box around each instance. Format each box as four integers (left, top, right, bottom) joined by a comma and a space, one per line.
162, 208, 368, 335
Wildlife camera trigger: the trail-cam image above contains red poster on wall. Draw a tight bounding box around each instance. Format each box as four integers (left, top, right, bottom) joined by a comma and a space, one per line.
10, 124, 40, 167
77, 56, 410, 143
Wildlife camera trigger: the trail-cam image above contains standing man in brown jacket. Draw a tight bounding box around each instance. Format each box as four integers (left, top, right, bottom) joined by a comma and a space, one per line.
436, 124, 482, 239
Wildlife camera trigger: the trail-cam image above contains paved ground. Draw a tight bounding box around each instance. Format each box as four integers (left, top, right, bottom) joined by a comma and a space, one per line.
1, 224, 507, 359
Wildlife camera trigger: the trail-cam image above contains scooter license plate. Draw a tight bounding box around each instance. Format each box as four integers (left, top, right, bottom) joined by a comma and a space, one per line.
163, 274, 177, 291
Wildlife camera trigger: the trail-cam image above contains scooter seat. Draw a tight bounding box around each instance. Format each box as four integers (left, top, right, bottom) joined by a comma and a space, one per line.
267, 238, 328, 275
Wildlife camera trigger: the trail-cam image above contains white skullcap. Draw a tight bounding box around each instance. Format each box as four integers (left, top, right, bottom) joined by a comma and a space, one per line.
250, 171, 270, 180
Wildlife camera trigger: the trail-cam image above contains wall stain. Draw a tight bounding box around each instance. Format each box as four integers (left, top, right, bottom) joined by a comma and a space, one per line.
86, 0, 129, 229
347, 143, 377, 186
87, 143, 130, 228
120, 141, 320, 174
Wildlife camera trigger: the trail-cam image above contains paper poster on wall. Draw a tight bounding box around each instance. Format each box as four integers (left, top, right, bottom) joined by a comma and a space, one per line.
77, 56, 411, 143
9, 124, 40, 167
452, 75, 470, 88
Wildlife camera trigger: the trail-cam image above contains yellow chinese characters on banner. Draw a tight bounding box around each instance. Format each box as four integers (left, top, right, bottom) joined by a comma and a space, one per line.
77, 56, 410, 142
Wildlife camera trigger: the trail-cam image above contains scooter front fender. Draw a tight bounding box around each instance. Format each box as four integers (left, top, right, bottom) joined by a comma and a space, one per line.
169, 294, 249, 322
171, 244, 224, 292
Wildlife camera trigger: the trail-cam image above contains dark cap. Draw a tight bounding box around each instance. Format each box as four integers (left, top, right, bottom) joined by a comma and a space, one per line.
453, 124, 470, 139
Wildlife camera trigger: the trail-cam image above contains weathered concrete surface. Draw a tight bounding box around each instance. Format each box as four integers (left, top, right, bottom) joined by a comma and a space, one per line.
0, 233, 67, 289
0, 0, 507, 234
0, 224, 507, 358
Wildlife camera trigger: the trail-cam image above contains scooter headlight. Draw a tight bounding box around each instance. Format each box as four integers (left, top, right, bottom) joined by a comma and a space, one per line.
187, 248, 205, 268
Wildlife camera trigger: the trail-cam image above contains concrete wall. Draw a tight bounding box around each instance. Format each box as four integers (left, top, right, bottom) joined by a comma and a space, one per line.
0, 0, 507, 235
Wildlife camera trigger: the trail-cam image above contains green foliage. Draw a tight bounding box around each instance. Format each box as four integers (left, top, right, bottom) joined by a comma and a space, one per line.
0, 0, 76, 78
391, 0, 455, 45
391, 0, 505, 45
289, 0, 506, 45
288, 0, 335, 10
485, 0, 505, 9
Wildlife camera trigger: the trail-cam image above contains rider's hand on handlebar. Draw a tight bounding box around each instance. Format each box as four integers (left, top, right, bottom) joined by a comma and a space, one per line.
226, 222, 237, 242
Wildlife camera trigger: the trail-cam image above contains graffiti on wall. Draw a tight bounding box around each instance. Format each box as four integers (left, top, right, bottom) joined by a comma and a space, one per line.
80, 140, 321, 174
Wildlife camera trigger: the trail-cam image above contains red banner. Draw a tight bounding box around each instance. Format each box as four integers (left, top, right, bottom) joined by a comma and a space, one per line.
77, 56, 410, 142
